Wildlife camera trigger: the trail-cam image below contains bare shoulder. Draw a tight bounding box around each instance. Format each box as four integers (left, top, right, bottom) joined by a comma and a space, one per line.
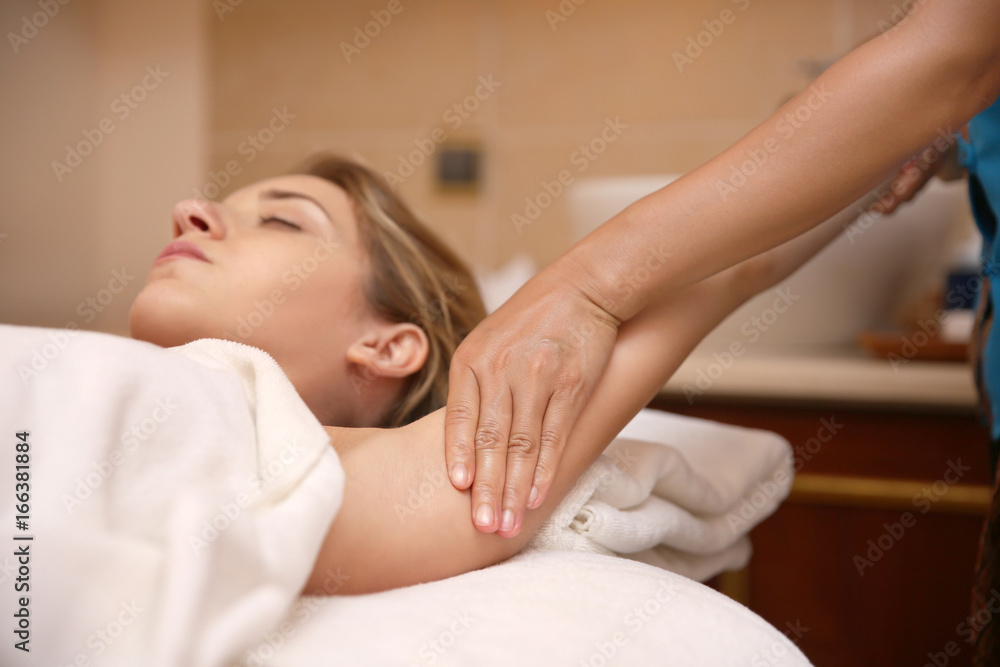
404, 408, 446, 441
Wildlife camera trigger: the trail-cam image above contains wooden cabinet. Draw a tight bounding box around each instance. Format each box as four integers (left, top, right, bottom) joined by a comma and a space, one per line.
648, 393, 993, 666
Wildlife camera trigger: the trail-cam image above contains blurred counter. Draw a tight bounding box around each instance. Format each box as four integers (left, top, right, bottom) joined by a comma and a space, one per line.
659, 348, 978, 412
653, 347, 989, 663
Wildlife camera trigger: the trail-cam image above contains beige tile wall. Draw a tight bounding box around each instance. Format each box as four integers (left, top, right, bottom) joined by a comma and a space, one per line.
207, 0, 904, 271
0, 0, 207, 334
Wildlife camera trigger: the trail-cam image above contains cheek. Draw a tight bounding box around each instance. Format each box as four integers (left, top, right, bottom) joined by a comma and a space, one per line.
220, 241, 372, 355
273, 259, 370, 328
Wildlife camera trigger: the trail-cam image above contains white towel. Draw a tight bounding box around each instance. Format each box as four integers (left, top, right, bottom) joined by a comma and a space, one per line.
264, 550, 814, 667
530, 409, 793, 582
0, 326, 342, 667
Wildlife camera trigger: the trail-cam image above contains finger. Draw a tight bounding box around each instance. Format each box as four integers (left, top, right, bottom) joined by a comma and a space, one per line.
470, 385, 513, 533
495, 385, 548, 538
444, 361, 480, 490
880, 193, 900, 215
884, 160, 935, 214
527, 388, 584, 511
895, 165, 928, 197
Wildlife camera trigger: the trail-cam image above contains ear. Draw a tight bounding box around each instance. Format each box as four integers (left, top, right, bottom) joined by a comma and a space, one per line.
345, 322, 429, 380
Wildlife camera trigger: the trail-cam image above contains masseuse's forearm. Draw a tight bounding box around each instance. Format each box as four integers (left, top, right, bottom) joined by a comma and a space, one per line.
565, 0, 1000, 322
733, 176, 892, 289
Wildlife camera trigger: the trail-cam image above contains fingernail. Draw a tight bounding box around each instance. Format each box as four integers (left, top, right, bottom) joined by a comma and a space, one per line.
475, 503, 494, 528
528, 486, 539, 508
452, 463, 468, 487
500, 509, 514, 532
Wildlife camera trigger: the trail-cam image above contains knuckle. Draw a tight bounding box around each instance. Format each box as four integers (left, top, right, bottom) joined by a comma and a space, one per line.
525, 352, 550, 377
568, 367, 586, 387
445, 401, 477, 424
474, 425, 506, 451
506, 434, 538, 457
538, 426, 564, 451
557, 366, 584, 390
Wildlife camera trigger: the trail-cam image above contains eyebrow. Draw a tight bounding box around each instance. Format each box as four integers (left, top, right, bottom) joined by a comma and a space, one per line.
258, 189, 338, 231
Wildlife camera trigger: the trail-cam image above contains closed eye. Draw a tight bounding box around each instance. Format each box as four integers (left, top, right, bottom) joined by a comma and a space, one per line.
260, 216, 302, 231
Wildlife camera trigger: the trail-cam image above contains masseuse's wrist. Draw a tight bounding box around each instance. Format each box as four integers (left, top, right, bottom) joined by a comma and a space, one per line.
555, 225, 651, 325
535, 249, 620, 332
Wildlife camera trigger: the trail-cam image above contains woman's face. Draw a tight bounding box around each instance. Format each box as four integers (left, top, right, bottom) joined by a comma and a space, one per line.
129, 174, 382, 423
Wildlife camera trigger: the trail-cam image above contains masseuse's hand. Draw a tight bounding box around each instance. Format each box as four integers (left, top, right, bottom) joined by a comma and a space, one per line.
445, 263, 619, 538
879, 158, 942, 215
880, 139, 963, 215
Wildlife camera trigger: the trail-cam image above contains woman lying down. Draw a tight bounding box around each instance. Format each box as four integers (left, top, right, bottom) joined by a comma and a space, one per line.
128, 154, 838, 596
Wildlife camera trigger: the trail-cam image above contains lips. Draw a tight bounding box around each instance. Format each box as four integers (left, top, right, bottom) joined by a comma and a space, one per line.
154, 240, 209, 264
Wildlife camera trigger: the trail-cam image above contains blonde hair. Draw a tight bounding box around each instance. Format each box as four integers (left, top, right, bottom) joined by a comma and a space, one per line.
296, 154, 487, 427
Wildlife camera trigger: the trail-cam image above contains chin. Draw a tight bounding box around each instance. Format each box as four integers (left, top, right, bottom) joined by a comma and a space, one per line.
128, 292, 212, 349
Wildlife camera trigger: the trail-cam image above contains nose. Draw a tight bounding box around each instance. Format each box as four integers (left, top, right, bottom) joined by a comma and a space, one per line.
172, 199, 228, 240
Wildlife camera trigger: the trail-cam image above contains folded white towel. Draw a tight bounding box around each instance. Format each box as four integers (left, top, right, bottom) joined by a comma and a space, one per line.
529, 409, 793, 582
